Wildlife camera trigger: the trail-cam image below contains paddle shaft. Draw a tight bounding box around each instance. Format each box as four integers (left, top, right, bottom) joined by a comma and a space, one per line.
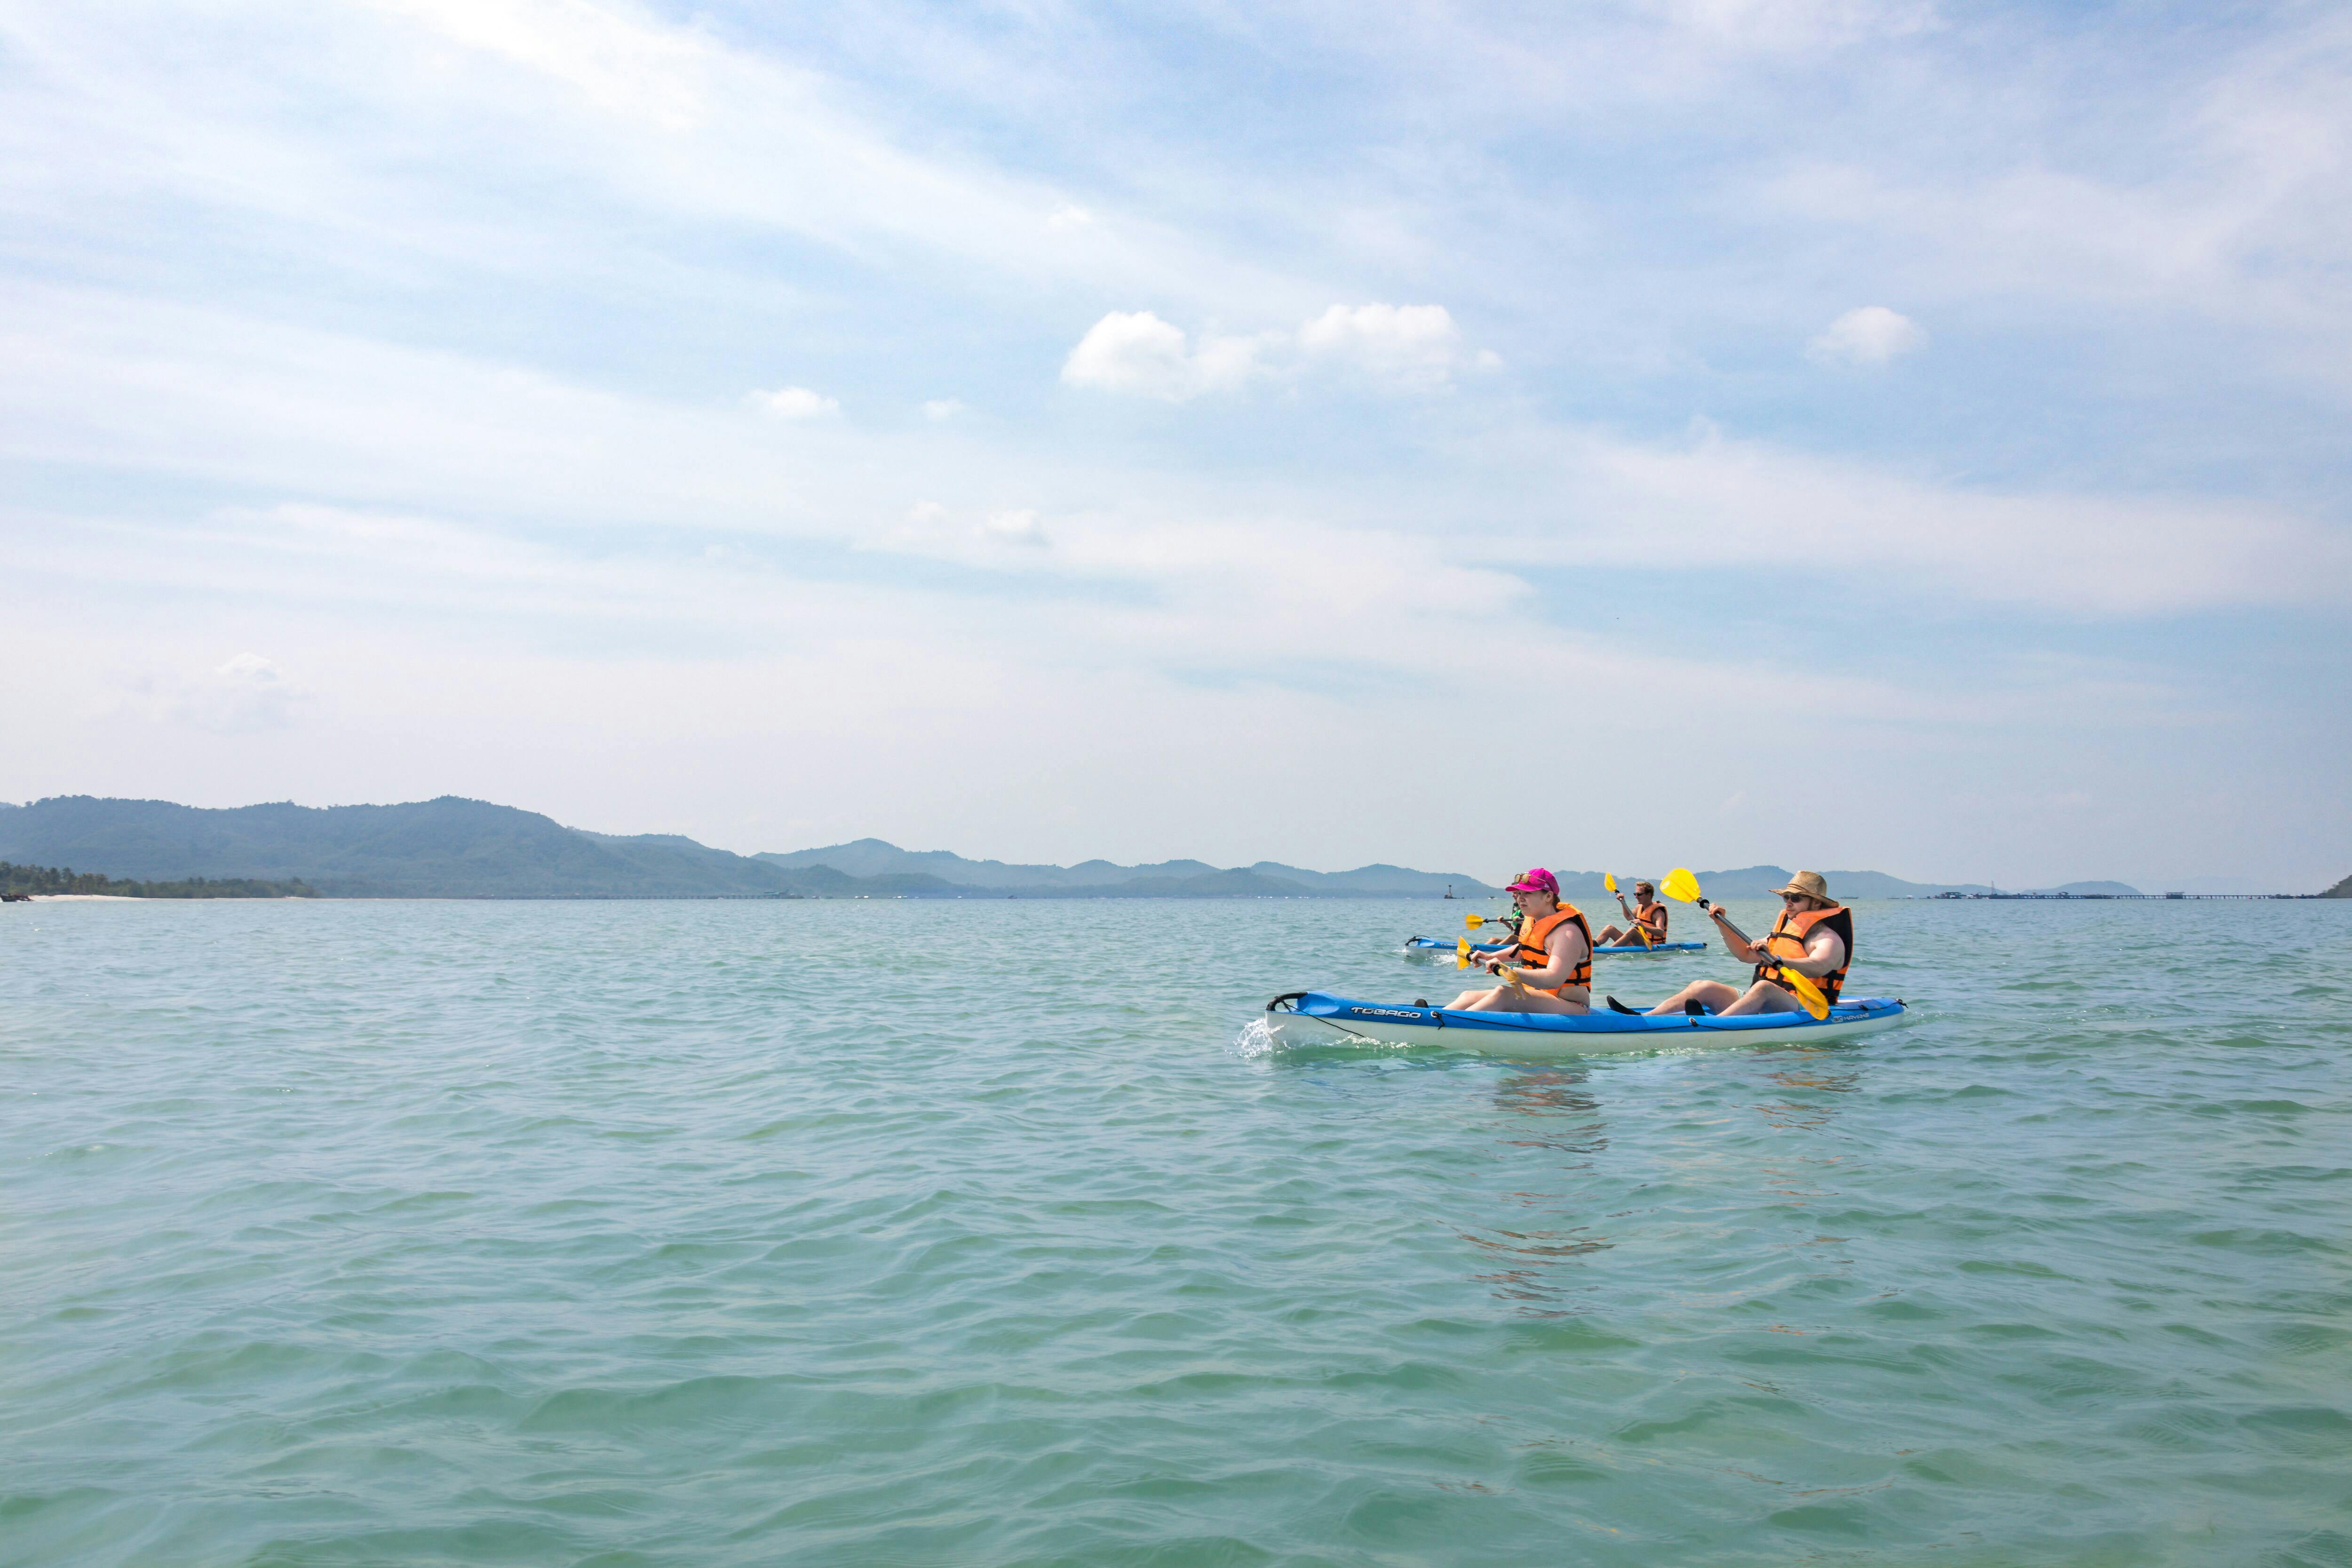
1704, 900, 1830, 1014
1700, 900, 1753, 947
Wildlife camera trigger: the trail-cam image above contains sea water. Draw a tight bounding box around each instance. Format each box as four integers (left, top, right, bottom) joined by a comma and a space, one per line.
3, 896, 2347, 1567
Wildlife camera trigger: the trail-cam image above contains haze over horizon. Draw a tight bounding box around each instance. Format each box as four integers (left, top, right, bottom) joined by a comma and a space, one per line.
5, 0, 2348, 893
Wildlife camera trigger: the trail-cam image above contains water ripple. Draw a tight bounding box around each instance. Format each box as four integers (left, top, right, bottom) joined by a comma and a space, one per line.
2, 896, 2347, 1565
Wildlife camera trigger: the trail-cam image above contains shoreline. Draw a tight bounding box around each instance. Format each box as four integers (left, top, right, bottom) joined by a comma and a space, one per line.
14, 894, 311, 903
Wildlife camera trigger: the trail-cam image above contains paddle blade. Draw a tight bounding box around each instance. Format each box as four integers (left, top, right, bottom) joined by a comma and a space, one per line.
1661, 868, 1703, 904
1465, 913, 1482, 930
1778, 966, 1831, 1020
1456, 937, 1471, 969
1604, 871, 1617, 894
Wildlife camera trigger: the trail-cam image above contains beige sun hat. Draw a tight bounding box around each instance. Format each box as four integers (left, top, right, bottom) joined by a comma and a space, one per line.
1771, 870, 1833, 904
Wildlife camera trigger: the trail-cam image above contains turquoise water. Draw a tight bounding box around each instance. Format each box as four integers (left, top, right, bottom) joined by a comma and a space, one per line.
4, 896, 2348, 1567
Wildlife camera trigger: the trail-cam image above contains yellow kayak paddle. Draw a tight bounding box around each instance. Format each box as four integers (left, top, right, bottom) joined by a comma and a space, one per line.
1661, 867, 1706, 907
1458, 936, 1517, 980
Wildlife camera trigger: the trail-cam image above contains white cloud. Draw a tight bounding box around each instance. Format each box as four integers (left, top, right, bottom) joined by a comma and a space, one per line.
334, 0, 1310, 317
922, 398, 965, 420
1658, 0, 1937, 55
1298, 303, 1467, 389
981, 508, 1048, 547
880, 500, 1046, 552
1064, 303, 1476, 399
753, 385, 841, 419
1757, 14, 2352, 355
12, 277, 2339, 620
375, 0, 709, 132
130, 651, 310, 734
1807, 305, 1926, 365
1060, 310, 1267, 400
1541, 422, 2350, 614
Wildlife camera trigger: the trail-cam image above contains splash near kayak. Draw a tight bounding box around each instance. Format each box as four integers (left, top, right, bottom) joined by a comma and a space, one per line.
1265, 990, 1909, 1054
1402, 936, 1706, 958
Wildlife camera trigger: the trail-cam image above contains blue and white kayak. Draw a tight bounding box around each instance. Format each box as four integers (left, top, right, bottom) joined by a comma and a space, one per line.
1402, 936, 1707, 959
1265, 990, 1908, 1055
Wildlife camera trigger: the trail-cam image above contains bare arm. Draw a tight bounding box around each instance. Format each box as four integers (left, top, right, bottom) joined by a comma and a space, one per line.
1711, 906, 1763, 961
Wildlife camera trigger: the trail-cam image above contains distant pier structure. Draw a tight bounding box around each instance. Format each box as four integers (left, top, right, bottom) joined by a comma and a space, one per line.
1924, 890, 2306, 901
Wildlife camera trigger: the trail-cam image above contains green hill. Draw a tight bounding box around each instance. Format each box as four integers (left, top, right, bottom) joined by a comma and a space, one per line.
2323, 873, 2352, 899
0, 797, 792, 899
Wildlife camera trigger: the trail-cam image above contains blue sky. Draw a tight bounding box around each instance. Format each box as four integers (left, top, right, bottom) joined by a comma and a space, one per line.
4, 0, 2347, 890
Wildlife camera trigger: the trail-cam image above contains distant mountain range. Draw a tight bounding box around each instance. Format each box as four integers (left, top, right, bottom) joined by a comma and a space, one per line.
761, 839, 2137, 901
757, 839, 1484, 897
0, 797, 1497, 899
0, 794, 2146, 901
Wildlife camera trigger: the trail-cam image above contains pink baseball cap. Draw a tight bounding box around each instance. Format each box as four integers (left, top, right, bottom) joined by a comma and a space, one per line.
1506, 867, 1559, 896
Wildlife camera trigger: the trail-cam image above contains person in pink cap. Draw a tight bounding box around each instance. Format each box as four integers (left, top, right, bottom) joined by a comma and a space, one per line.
1444, 867, 1595, 1014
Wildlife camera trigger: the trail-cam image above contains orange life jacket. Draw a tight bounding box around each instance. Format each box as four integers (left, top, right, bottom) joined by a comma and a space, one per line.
1512, 903, 1594, 996
1754, 905, 1853, 1004
1628, 901, 1667, 943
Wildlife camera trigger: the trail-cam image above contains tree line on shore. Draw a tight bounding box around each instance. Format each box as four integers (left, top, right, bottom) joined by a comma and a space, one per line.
0, 861, 316, 900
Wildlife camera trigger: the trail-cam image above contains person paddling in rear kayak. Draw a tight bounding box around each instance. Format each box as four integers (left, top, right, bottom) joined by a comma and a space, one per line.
1595, 879, 1667, 949
1643, 871, 1852, 1017
1445, 868, 1594, 1014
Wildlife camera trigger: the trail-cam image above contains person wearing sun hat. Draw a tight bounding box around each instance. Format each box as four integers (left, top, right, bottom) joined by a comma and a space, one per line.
1640, 871, 1853, 1018
1444, 867, 1595, 1014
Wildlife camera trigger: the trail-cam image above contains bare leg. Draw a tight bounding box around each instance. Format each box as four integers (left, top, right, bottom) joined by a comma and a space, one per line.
1595, 924, 1628, 945
1645, 979, 1741, 1016
1454, 985, 1591, 1015
1717, 979, 1808, 1017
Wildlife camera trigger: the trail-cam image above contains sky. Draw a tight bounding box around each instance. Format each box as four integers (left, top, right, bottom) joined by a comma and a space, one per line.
4, 0, 2348, 891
